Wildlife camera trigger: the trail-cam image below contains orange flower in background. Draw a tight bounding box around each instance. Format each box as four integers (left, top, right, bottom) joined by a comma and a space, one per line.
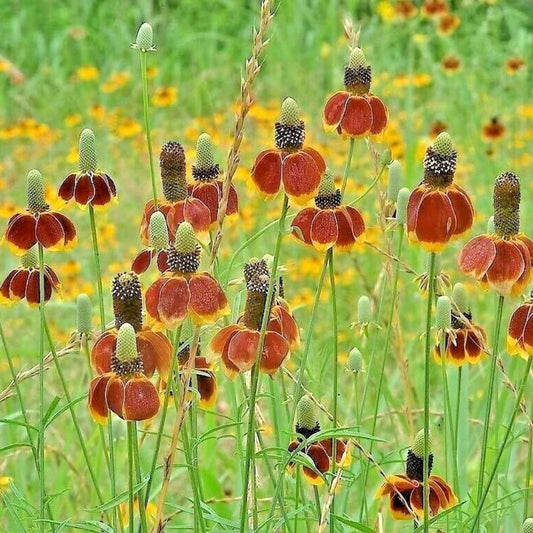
90, 272, 172, 379
210, 259, 296, 377
291, 170, 365, 252
507, 294, 533, 359
251, 97, 325, 206
429, 120, 448, 139
482, 117, 505, 142
437, 13, 460, 35
89, 325, 160, 424
188, 133, 238, 227
0, 247, 60, 306
441, 55, 461, 72
58, 129, 117, 209
153, 86, 177, 106
421, 0, 447, 17
434, 311, 487, 366
323, 47, 388, 138
139, 141, 211, 245
3, 170, 77, 255
407, 132, 474, 252
145, 223, 229, 330
394, 0, 418, 19
505, 57, 526, 75
377, 430, 457, 520
459, 172, 533, 298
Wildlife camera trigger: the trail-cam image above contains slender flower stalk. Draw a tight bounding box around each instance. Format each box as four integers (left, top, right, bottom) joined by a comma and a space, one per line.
239, 194, 289, 532
129, 421, 148, 533
340, 138, 355, 197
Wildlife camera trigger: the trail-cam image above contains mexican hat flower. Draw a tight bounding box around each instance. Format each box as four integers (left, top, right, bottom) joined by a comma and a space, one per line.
188, 133, 238, 227
139, 141, 211, 244
131, 211, 169, 275
323, 47, 388, 137
287, 395, 350, 486
0, 246, 60, 306
407, 132, 474, 252
376, 430, 457, 520
91, 271, 172, 379
459, 172, 533, 298
145, 222, 229, 330
89, 323, 160, 423
58, 129, 117, 208
210, 258, 295, 377
251, 97, 326, 205
434, 284, 487, 366
3, 170, 77, 255
291, 170, 365, 252
507, 293, 533, 360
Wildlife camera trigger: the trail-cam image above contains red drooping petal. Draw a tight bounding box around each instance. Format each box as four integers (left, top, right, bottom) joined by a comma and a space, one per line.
292, 208, 317, 245
302, 147, 326, 175
188, 273, 228, 324
58, 173, 76, 202
88, 375, 111, 424
4, 214, 37, 254
216, 327, 241, 377
91, 330, 117, 374
252, 149, 283, 198
25, 270, 53, 305
122, 377, 160, 421
323, 91, 350, 130
447, 185, 474, 237
0, 270, 17, 302
259, 331, 290, 374
7, 269, 30, 300
183, 198, 211, 233
368, 95, 388, 134
74, 174, 96, 205
485, 239, 526, 297
334, 209, 358, 250
339, 96, 373, 137
156, 250, 169, 273
195, 357, 217, 408
36, 213, 66, 250
189, 182, 220, 225
270, 305, 299, 348
226, 183, 239, 218
309, 210, 338, 251
303, 443, 330, 485
91, 173, 113, 206
406, 187, 425, 235
458, 235, 497, 279
210, 324, 241, 355
227, 329, 260, 373
282, 151, 322, 205
155, 276, 190, 329
105, 375, 125, 418
131, 249, 154, 275
139, 329, 172, 379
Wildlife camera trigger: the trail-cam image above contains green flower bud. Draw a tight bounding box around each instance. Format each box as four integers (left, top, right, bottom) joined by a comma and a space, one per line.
318, 169, 337, 197
487, 215, 495, 234
297, 395, 317, 431
196, 133, 215, 169
380, 148, 392, 166
452, 283, 468, 313
357, 296, 371, 324
436, 296, 451, 330
411, 428, 432, 459
79, 128, 97, 173
396, 187, 410, 224
387, 161, 403, 202
135, 22, 154, 51
280, 97, 300, 126
432, 132, 453, 155
522, 518, 533, 533
26, 169, 47, 213
115, 323, 138, 362
77, 294, 92, 335
21, 246, 38, 269
149, 211, 169, 250
349, 47, 368, 69
347, 348, 363, 373
174, 222, 197, 254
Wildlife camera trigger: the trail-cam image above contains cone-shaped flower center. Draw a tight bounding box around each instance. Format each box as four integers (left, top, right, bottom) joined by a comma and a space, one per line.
242, 272, 270, 331
406, 429, 433, 482
77, 293, 92, 335
21, 246, 38, 269
167, 222, 200, 274
344, 47, 372, 95
275, 97, 305, 152
348, 348, 363, 373
112, 323, 144, 376
452, 283, 468, 314
436, 296, 451, 330
192, 133, 220, 182
387, 160, 403, 202
79, 128, 97, 173
160, 141, 186, 202
423, 131, 458, 187
243, 257, 270, 284
296, 395, 320, 439
315, 170, 341, 209
26, 169, 49, 213
493, 171, 520, 237
112, 272, 143, 331
135, 22, 154, 51
149, 211, 169, 250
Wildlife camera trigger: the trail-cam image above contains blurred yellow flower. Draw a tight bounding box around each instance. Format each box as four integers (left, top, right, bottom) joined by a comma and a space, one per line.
437, 13, 460, 35
102, 71, 131, 93
65, 113, 82, 127
147, 66, 159, 79
376, 1, 395, 22
153, 86, 178, 106
114, 118, 141, 138
119, 501, 157, 527
320, 42, 332, 58
0, 476, 12, 493
75, 65, 99, 81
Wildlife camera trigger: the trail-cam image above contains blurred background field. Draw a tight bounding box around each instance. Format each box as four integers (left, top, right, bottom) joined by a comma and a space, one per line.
0, 0, 532, 531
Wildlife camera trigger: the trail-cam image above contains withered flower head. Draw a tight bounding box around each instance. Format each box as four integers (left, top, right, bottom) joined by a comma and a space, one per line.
493, 171, 520, 237
112, 271, 143, 331
160, 141, 186, 202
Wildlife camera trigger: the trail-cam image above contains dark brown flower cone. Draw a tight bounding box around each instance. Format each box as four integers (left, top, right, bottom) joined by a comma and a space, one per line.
241, 273, 270, 331
160, 141, 187, 202
112, 272, 143, 331
493, 171, 520, 237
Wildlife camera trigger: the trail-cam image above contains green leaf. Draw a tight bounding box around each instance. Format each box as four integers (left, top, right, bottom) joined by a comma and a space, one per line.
45, 394, 86, 428
2, 493, 28, 533
42, 396, 62, 426
332, 514, 375, 532
0, 418, 38, 432
87, 480, 147, 513
413, 501, 466, 531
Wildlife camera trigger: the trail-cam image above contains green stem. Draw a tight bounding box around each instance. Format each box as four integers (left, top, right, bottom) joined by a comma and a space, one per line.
144, 326, 182, 506
475, 294, 505, 527
423, 252, 437, 533
139, 52, 158, 208
313, 486, 322, 523
238, 195, 289, 533
470, 356, 533, 532
88, 206, 105, 331
130, 422, 148, 533
328, 248, 338, 533
340, 137, 355, 198
348, 163, 387, 206
524, 406, 532, 520
127, 421, 135, 533
37, 244, 46, 533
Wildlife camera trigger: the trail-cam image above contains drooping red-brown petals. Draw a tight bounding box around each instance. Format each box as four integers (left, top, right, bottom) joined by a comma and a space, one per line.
507, 298, 533, 359
91, 327, 172, 379
0, 265, 60, 306
3, 211, 77, 255
88, 374, 111, 425
145, 272, 229, 331
105, 374, 160, 421
190, 356, 217, 408
268, 303, 300, 349
139, 199, 211, 245
434, 326, 487, 366
58, 171, 117, 208
292, 205, 365, 252
131, 248, 169, 275
251, 148, 325, 206
407, 184, 474, 252
323, 92, 388, 137
458, 234, 533, 298
188, 181, 239, 227
376, 474, 458, 520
